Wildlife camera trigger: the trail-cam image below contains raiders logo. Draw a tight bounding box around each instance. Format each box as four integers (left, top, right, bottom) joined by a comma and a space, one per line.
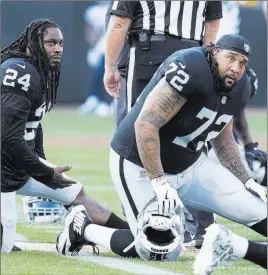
140, 170, 147, 178
221, 96, 227, 105
244, 44, 250, 53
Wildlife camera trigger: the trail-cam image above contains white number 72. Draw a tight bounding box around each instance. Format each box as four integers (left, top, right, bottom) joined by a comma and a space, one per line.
173, 107, 233, 150
165, 62, 189, 91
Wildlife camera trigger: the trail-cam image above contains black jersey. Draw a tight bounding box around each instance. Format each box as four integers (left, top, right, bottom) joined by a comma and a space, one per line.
1, 58, 54, 192
111, 47, 251, 174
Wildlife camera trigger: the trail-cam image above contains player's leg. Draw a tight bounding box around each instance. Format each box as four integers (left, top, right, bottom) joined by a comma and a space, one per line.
17, 158, 129, 230
186, 207, 215, 248
177, 153, 267, 236
109, 148, 157, 235
193, 224, 267, 275
56, 204, 138, 257
244, 240, 267, 268
1, 192, 17, 253
208, 145, 267, 187
102, 148, 192, 258
105, 148, 165, 257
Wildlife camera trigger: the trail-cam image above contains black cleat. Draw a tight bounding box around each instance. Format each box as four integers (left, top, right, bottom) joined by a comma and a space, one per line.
56, 205, 93, 256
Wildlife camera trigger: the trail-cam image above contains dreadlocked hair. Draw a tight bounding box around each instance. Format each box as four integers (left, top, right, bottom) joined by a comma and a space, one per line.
1, 18, 61, 111
204, 44, 221, 92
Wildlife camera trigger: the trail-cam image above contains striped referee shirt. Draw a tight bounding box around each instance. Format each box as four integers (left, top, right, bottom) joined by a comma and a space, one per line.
110, 1, 222, 41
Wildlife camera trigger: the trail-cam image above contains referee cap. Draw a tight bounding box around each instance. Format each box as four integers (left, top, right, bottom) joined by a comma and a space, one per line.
215, 34, 251, 57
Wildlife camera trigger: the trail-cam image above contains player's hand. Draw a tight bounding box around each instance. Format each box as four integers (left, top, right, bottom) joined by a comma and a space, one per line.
151, 175, 184, 216
46, 165, 77, 189
245, 178, 267, 203
103, 67, 122, 99
245, 142, 267, 170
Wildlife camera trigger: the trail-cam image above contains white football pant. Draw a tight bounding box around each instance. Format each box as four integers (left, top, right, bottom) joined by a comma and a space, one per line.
208, 145, 266, 184
1, 158, 82, 253
109, 148, 267, 236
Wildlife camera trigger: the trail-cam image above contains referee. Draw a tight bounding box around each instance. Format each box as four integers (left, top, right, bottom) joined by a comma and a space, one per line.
104, 1, 222, 115
104, 0, 222, 248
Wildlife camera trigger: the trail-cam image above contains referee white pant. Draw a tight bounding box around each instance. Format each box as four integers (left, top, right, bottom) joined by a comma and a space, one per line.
1, 158, 82, 253
109, 148, 267, 236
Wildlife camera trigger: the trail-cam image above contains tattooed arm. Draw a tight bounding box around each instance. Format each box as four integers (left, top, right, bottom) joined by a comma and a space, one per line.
134, 77, 187, 180
211, 120, 250, 183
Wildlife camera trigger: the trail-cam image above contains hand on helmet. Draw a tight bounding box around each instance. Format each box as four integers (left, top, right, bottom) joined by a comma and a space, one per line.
151, 175, 184, 216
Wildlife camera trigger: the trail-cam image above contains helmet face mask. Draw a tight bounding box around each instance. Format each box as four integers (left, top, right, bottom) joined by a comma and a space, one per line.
22, 196, 67, 224
133, 198, 185, 261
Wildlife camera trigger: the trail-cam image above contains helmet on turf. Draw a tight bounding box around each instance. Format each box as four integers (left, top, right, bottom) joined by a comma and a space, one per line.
124, 197, 185, 261
22, 196, 67, 223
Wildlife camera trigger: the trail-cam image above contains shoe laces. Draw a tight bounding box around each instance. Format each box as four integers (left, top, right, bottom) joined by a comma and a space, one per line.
70, 244, 84, 256
71, 244, 99, 256
92, 245, 99, 255
212, 238, 236, 266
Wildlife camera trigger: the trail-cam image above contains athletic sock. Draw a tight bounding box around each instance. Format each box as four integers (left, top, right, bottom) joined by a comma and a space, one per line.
250, 218, 267, 237
84, 224, 116, 250
104, 212, 129, 229
84, 225, 138, 258
231, 232, 249, 258
244, 241, 267, 269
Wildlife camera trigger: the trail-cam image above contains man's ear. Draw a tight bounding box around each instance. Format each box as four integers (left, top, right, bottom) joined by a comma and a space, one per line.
212, 48, 218, 56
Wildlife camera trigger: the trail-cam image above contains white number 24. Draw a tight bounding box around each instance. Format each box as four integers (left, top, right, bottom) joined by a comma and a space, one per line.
3, 68, 31, 92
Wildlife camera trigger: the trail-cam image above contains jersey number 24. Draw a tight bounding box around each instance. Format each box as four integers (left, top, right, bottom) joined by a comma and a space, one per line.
3, 68, 31, 92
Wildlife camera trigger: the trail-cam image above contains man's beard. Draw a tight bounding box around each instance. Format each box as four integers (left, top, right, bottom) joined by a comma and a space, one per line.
217, 74, 237, 93
50, 62, 61, 72
208, 54, 236, 93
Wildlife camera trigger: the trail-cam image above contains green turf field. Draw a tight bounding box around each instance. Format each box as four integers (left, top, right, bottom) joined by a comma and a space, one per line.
1, 108, 267, 275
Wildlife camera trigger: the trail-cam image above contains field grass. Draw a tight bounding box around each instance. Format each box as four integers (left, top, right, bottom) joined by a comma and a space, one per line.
1, 108, 267, 275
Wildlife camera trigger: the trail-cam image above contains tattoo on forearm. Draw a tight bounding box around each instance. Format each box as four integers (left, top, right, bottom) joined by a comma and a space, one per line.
217, 140, 249, 183
136, 123, 163, 179
136, 85, 186, 179
140, 90, 186, 128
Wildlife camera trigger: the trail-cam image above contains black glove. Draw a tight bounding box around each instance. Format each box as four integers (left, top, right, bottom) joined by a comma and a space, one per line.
245, 142, 267, 170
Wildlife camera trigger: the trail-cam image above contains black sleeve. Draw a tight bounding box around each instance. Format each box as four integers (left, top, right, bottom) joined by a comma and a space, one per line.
110, 1, 138, 19
164, 50, 205, 98
205, 1, 223, 21
34, 123, 46, 160
164, 59, 194, 98
1, 72, 54, 182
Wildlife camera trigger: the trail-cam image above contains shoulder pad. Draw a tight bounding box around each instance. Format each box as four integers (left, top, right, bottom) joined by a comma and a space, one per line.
164, 48, 211, 97
1, 58, 40, 95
